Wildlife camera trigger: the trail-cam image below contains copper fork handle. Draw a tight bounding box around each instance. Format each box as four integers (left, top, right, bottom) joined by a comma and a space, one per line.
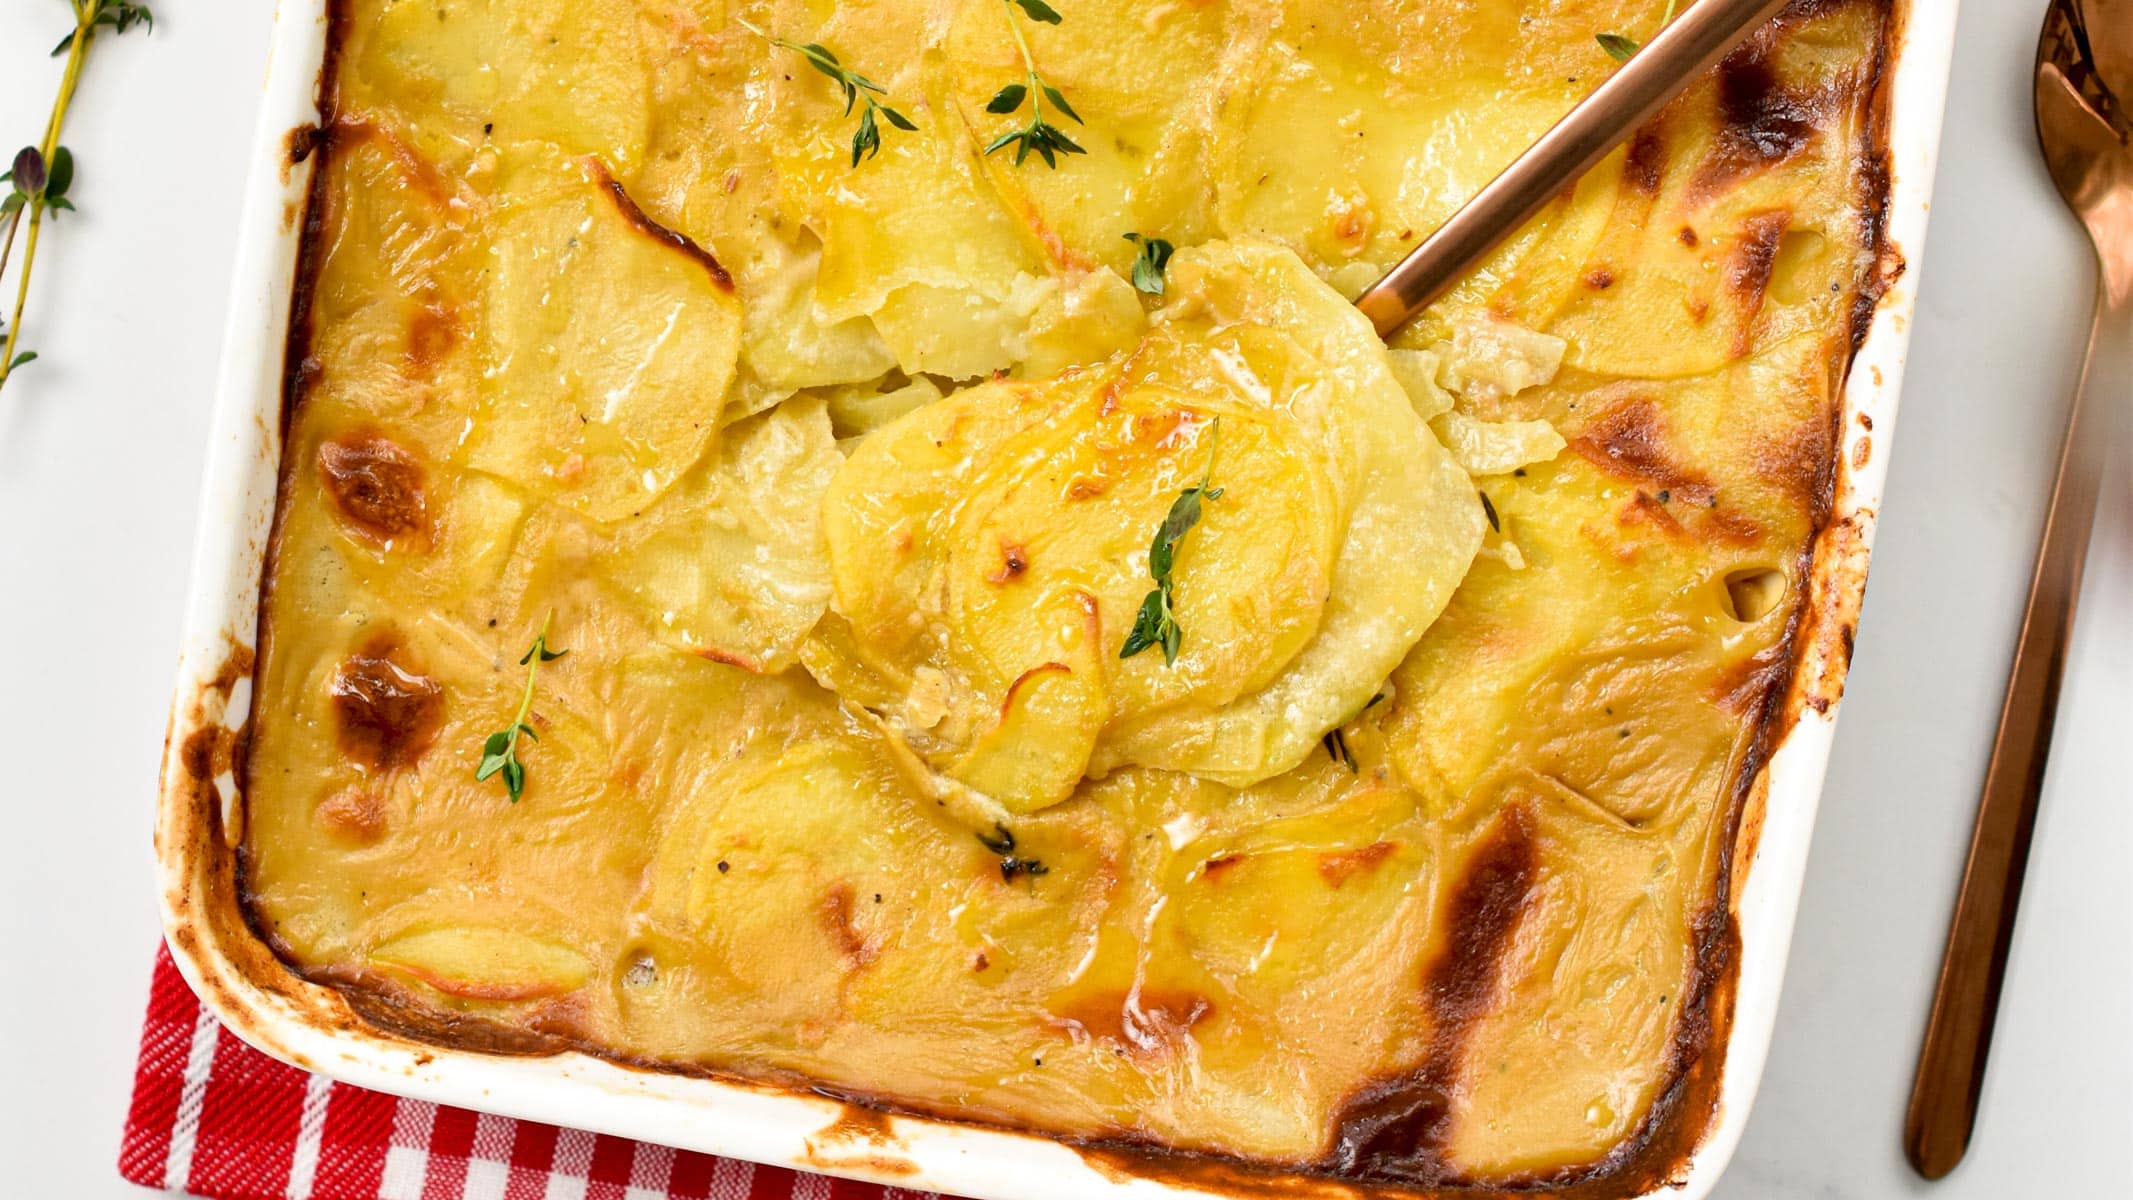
1353, 0, 1793, 336
1904, 282, 2129, 1180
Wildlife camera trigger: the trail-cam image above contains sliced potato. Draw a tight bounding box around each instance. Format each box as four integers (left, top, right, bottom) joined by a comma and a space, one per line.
634, 729, 959, 1032
297, 119, 487, 453
1432, 411, 1569, 477
730, 229, 900, 395
466, 153, 742, 522
1209, 23, 1586, 281
632, 14, 899, 401
1435, 316, 1569, 398
945, 590, 1111, 815
942, 391, 1336, 715
370, 927, 591, 1002
601, 395, 840, 673
865, 276, 1055, 381
820, 375, 944, 442
352, 0, 653, 168
757, 11, 1043, 379
1387, 349, 1454, 420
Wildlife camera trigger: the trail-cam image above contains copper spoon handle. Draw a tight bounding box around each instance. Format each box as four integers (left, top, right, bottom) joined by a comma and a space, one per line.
1354, 0, 1792, 336
1904, 279, 2130, 1181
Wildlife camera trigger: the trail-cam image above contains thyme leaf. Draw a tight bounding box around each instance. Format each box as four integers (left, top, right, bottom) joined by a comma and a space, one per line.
1123, 232, 1174, 295
1006, 0, 1064, 23
986, 82, 1028, 113
475, 612, 568, 802
999, 855, 1049, 881
1597, 1, 1678, 63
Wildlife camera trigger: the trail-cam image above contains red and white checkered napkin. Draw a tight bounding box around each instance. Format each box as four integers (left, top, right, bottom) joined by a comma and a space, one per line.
120, 944, 952, 1200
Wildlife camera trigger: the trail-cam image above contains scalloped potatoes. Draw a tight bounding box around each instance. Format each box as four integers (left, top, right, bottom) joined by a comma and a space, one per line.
244, 0, 1895, 1187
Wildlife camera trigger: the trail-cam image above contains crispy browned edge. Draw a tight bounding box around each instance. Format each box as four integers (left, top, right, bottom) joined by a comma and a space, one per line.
157, 0, 1908, 1193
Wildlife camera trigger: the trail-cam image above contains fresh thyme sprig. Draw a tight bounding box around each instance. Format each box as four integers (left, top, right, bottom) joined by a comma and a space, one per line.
983, 0, 1086, 168
476, 612, 568, 803
1120, 418, 1222, 666
738, 18, 917, 167
1, 1, 155, 394
1123, 233, 1173, 295
1597, 0, 1678, 62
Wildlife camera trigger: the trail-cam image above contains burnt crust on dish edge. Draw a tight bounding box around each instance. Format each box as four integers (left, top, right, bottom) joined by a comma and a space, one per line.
181, 0, 1911, 1194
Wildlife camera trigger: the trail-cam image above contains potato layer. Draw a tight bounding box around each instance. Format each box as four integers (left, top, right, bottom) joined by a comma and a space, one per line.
244, 0, 1894, 1186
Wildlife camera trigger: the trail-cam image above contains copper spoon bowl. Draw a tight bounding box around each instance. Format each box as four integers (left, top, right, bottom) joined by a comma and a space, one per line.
1904, 0, 2132, 1180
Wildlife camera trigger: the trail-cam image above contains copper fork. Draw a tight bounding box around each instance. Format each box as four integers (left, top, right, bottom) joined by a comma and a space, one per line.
1904, 0, 2132, 1179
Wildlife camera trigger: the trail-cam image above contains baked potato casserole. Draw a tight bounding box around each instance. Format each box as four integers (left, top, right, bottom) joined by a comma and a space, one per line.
242, 0, 1897, 1189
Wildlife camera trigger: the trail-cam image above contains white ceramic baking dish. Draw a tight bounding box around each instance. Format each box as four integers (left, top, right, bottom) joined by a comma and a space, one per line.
155, 3, 1961, 1196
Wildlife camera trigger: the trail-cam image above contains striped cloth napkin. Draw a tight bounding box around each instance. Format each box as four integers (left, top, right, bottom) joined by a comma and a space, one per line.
119, 944, 950, 1200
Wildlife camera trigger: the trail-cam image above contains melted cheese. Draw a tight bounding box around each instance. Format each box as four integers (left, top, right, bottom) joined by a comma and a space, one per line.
246, 0, 1893, 1183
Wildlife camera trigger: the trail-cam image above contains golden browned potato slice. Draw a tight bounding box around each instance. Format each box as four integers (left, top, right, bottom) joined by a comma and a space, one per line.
291, 117, 491, 462
1209, 4, 1593, 279
1490, 0, 1884, 379
628, 725, 967, 1041
813, 239, 1483, 809
623, 7, 904, 403
465, 151, 743, 523
599, 396, 841, 674
369, 927, 592, 1002
350, 0, 654, 169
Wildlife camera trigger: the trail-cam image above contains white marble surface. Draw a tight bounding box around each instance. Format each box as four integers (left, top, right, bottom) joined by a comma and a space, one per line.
0, 0, 2123, 1196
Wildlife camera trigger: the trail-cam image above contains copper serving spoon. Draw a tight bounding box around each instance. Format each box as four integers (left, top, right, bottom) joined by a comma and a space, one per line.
1354, 0, 1795, 335
1905, 0, 2132, 1179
